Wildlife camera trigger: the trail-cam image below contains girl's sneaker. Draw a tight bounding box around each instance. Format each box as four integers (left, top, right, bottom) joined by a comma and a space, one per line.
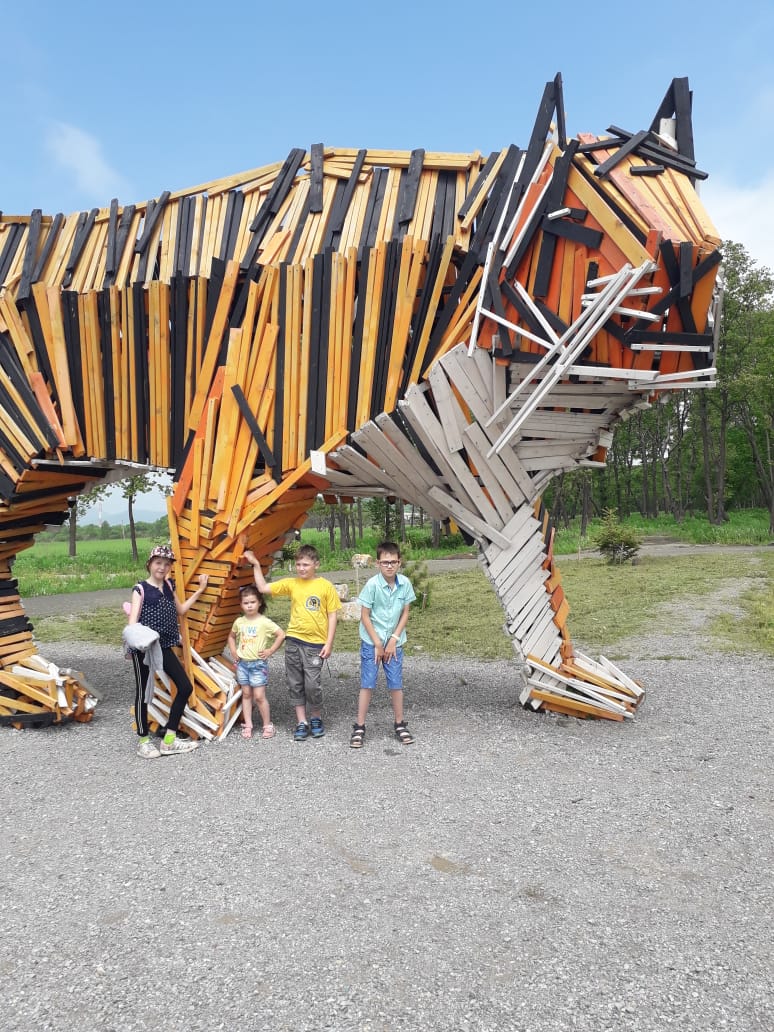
159, 736, 199, 755
137, 740, 161, 759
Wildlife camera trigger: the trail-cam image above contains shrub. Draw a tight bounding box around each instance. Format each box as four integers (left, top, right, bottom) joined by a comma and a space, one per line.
593, 508, 641, 564
403, 559, 431, 609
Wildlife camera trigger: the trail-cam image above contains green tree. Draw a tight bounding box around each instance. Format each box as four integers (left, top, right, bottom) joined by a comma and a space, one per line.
703, 241, 774, 524
717, 242, 774, 531
119, 473, 171, 561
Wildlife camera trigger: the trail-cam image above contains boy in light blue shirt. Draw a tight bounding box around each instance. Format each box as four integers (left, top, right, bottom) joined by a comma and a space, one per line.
350, 541, 416, 749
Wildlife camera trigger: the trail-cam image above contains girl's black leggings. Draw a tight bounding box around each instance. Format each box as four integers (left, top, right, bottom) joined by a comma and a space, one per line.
131, 647, 193, 737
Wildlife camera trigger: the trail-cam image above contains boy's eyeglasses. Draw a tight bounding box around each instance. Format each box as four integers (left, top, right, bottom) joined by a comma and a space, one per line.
379, 560, 399, 566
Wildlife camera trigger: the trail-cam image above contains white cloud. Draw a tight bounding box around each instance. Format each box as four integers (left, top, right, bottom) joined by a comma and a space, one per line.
700, 174, 774, 273
45, 122, 133, 203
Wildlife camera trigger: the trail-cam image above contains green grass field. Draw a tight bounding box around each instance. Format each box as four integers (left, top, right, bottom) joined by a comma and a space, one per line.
13, 508, 772, 597
32, 549, 774, 659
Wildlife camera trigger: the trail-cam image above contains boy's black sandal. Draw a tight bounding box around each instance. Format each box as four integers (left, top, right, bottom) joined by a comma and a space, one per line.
350, 724, 366, 749
394, 721, 414, 745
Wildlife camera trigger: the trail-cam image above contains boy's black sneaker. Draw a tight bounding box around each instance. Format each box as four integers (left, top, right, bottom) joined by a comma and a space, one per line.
294, 721, 310, 741
309, 717, 325, 738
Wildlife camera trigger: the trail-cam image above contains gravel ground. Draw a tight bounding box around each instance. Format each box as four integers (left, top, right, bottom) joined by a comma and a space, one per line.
3, 556, 773, 1031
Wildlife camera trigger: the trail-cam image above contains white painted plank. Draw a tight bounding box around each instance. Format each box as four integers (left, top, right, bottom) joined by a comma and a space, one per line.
427, 486, 512, 550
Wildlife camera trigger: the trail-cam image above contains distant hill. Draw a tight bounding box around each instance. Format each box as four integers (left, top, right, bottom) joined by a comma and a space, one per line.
80, 485, 169, 526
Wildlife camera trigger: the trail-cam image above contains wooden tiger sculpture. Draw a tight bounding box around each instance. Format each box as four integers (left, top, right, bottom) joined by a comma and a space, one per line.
0, 75, 721, 730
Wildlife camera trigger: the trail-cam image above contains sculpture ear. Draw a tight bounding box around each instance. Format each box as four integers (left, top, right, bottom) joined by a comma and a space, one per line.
649, 77, 694, 162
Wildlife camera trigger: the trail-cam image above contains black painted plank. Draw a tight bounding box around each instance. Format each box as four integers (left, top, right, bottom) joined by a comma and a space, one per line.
305, 254, 325, 453
103, 204, 137, 288
17, 209, 43, 303
393, 148, 425, 234
243, 148, 307, 271
174, 195, 192, 274
424, 249, 479, 364
360, 167, 388, 253
485, 266, 512, 354
520, 80, 557, 185
0, 615, 34, 637
372, 239, 401, 415
62, 208, 98, 288
541, 216, 603, 250
97, 290, 117, 460
0, 223, 25, 285
0, 470, 17, 498
649, 77, 695, 163
229, 263, 262, 330
134, 191, 171, 255
500, 279, 551, 343
607, 125, 707, 179
529, 140, 579, 296
132, 283, 150, 462
347, 251, 370, 426
0, 340, 58, 450
627, 329, 713, 347
18, 294, 55, 387
630, 165, 665, 176
627, 248, 721, 335
105, 199, 120, 279
456, 151, 499, 221
402, 235, 442, 393
679, 241, 694, 298
672, 77, 695, 163
439, 170, 458, 240
553, 72, 567, 150
170, 275, 189, 467
0, 380, 42, 460
309, 143, 325, 214
314, 250, 333, 448
203, 258, 226, 345
577, 135, 626, 155
658, 239, 696, 333
323, 148, 367, 250
62, 291, 86, 434
534, 299, 568, 336
218, 190, 245, 264
231, 384, 276, 468
592, 130, 649, 179
470, 144, 521, 260
388, 409, 443, 478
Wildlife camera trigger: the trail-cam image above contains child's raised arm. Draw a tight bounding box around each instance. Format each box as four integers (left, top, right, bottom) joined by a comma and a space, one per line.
176, 573, 209, 615
243, 549, 270, 593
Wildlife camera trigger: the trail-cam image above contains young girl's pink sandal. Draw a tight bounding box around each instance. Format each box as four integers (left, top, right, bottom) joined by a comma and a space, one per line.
262, 723, 276, 739
241, 724, 253, 739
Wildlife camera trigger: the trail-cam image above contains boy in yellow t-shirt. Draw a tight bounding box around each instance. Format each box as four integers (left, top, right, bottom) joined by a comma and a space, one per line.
227, 585, 285, 739
243, 545, 341, 741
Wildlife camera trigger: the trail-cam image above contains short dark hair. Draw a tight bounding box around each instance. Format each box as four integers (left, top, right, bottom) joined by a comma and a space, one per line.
296, 544, 320, 563
239, 584, 266, 612
376, 540, 401, 559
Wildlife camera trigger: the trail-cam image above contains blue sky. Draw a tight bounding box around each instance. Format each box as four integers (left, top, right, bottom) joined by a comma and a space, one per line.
3, 0, 773, 271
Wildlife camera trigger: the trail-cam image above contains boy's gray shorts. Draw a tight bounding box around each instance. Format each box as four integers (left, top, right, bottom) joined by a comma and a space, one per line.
284, 638, 324, 708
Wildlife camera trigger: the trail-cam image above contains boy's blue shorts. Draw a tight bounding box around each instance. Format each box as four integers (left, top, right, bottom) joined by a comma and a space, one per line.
360, 641, 404, 691
236, 658, 269, 689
